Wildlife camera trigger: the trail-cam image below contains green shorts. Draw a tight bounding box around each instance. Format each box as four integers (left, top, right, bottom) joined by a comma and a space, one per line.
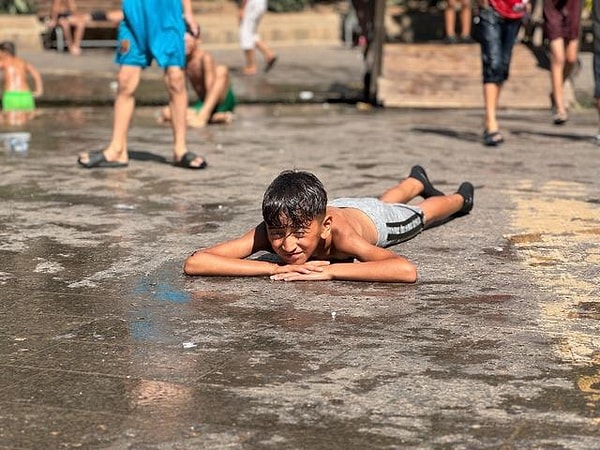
2, 91, 35, 112
192, 86, 236, 114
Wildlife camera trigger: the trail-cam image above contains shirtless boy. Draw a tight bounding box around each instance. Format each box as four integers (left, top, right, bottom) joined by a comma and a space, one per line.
0, 41, 43, 126
159, 25, 236, 128
184, 166, 474, 283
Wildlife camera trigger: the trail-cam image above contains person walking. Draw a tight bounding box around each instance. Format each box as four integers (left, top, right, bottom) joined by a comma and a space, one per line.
238, 0, 277, 75
77, 0, 206, 169
478, 0, 528, 146
544, 0, 582, 125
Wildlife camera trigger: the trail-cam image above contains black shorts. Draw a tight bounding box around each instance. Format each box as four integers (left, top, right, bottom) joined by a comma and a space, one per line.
90, 10, 108, 21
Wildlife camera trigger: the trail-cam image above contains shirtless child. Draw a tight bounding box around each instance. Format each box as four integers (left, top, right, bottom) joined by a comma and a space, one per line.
184, 166, 474, 283
0, 41, 43, 126
159, 25, 236, 128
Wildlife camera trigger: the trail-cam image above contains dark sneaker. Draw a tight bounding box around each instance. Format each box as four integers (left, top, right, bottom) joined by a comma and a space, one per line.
444, 35, 457, 44
409, 165, 445, 198
457, 182, 474, 214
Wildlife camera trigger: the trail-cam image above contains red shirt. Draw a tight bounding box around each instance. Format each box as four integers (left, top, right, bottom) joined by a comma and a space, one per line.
489, 0, 527, 19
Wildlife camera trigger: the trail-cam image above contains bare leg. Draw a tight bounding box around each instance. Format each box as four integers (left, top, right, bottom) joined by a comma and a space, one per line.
158, 105, 171, 123
189, 63, 230, 128
549, 37, 567, 118
58, 18, 74, 52
459, 0, 471, 38
70, 15, 87, 56
379, 178, 424, 203
164, 66, 188, 159
78, 65, 141, 165
209, 111, 234, 124
444, 0, 457, 38
564, 38, 579, 79
243, 48, 258, 74
164, 67, 205, 167
256, 39, 276, 63
417, 193, 465, 226
484, 82, 501, 132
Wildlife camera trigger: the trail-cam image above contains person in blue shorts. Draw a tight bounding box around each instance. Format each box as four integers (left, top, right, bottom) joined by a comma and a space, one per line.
184, 166, 474, 283
77, 0, 206, 169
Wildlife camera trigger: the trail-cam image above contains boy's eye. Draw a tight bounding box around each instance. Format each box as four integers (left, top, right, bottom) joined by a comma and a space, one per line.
293, 230, 306, 238
268, 229, 285, 238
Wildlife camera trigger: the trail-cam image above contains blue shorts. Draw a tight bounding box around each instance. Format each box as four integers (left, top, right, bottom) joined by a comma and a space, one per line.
115, 0, 185, 69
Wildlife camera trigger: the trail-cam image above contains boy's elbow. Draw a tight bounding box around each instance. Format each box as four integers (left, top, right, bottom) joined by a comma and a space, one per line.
183, 252, 203, 276
405, 265, 418, 283
399, 262, 417, 283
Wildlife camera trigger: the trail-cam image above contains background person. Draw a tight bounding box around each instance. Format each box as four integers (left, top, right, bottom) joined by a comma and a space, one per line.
543, 0, 582, 125
0, 41, 43, 126
238, 0, 277, 75
77, 0, 205, 169
160, 25, 236, 128
444, 0, 474, 43
478, 0, 527, 146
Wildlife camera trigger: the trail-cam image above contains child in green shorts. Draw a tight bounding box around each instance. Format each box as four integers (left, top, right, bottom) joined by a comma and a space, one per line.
0, 41, 44, 126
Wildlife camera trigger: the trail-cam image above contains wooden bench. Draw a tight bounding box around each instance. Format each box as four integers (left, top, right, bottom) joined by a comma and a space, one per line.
39, 0, 122, 52
41, 20, 119, 52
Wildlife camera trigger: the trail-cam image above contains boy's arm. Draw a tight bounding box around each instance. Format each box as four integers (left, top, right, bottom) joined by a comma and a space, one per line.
184, 223, 285, 277
271, 234, 418, 283
181, 0, 199, 37
26, 63, 43, 97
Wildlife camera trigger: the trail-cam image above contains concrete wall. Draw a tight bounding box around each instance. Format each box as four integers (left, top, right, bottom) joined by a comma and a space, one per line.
0, 15, 44, 51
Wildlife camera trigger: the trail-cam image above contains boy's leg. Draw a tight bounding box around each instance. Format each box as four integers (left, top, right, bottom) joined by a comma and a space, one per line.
243, 49, 258, 74
164, 66, 205, 167
418, 182, 474, 226
255, 39, 277, 65
564, 38, 579, 78
189, 61, 229, 128
549, 37, 567, 117
444, 0, 457, 39
459, 0, 471, 38
78, 65, 141, 165
70, 14, 88, 55
484, 82, 501, 133
379, 166, 444, 203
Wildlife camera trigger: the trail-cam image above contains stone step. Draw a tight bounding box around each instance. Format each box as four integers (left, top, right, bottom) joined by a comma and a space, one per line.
378, 43, 557, 109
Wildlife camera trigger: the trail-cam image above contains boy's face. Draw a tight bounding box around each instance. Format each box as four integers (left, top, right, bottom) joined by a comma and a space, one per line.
266, 217, 329, 265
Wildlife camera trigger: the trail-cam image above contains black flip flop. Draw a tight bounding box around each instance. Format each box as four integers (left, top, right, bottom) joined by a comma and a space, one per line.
264, 56, 278, 73
483, 130, 504, 147
174, 152, 207, 170
78, 151, 128, 169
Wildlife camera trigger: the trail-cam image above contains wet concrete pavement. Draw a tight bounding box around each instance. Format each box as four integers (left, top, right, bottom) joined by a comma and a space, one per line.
1, 100, 600, 448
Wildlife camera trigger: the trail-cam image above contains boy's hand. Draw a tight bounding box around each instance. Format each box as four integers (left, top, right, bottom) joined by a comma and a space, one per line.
270, 270, 333, 282
270, 261, 330, 280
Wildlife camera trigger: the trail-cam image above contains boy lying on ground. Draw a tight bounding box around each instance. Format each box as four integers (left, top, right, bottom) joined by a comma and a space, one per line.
184, 166, 474, 283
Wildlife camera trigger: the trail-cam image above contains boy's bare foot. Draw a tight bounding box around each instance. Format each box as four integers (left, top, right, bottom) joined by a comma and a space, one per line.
69, 46, 81, 56
210, 111, 234, 125
242, 66, 258, 75
409, 165, 444, 198
188, 113, 209, 128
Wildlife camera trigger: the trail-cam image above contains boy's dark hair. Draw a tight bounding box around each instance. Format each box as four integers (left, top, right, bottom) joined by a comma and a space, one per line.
0, 41, 16, 56
262, 170, 327, 229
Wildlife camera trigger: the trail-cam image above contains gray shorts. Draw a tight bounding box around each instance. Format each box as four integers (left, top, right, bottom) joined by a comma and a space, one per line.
330, 197, 424, 248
